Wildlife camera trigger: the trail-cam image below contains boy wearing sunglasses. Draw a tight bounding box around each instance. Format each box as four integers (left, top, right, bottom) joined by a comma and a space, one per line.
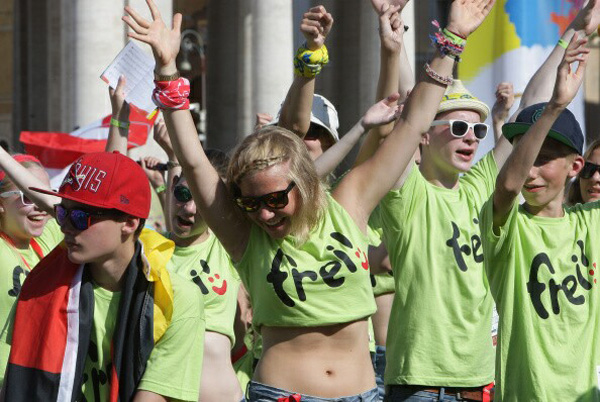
1, 151, 205, 401
377, 78, 513, 399
479, 35, 594, 400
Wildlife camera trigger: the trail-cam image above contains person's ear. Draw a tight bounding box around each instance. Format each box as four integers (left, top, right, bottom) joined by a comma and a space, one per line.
569, 155, 585, 179
121, 216, 140, 236
421, 131, 430, 146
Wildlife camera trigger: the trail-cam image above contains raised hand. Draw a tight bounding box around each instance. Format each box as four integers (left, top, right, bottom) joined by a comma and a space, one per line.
254, 113, 274, 131
446, 0, 496, 39
571, 0, 600, 36
300, 6, 333, 50
361, 93, 401, 130
371, 0, 410, 15
123, 0, 182, 72
109, 75, 130, 121
141, 156, 166, 188
550, 33, 589, 109
379, 3, 405, 53
491, 82, 515, 124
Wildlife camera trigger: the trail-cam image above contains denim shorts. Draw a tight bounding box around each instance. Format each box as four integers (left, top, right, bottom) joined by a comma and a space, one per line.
247, 381, 379, 402
373, 345, 386, 401
384, 385, 477, 402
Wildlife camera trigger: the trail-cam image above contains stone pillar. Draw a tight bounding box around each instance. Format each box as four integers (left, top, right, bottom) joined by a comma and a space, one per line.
14, 0, 172, 137
68, 1, 125, 128
206, 0, 241, 151
251, 0, 293, 123
238, 0, 253, 138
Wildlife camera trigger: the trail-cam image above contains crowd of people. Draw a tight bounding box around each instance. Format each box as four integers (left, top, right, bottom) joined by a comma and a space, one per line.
0, 0, 599, 401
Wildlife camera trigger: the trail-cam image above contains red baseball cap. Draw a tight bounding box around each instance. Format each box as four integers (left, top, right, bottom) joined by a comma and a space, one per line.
30, 151, 150, 219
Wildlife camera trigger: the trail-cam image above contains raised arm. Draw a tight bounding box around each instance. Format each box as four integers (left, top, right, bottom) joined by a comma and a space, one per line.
314, 94, 401, 178
355, 1, 412, 167
278, 6, 333, 137
105, 75, 130, 154
514, 0, 599, 115
334, 0, 497, 231
0, 148, 58, 215
490, 82, 515, 166
153, 119, 177, 234
493, 35, 589, 228
124, 0, 251, 261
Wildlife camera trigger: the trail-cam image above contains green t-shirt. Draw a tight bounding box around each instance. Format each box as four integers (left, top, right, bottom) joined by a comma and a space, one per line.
380, 152, 497, 387
236, 195, 376, 328
167, 232, 241, 345
81, 272, 205, 401
480, 199, 600, 401
0, 218, 62, 385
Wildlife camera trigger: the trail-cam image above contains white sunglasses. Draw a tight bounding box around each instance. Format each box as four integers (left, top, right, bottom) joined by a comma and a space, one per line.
431, 120, 489, 140
0, 190, 34, 206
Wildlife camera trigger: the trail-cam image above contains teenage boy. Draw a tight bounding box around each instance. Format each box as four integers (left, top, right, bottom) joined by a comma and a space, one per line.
480, 35, 593, 401
1, 151, 205, 401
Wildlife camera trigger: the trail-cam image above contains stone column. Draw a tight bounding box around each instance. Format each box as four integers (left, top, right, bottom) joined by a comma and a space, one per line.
206, 0, 240, 151
251, 0, 293, 124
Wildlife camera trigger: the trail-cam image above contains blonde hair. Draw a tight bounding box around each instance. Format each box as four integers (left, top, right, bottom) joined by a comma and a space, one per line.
227, 126, 328, 244
566, 139, 600, 206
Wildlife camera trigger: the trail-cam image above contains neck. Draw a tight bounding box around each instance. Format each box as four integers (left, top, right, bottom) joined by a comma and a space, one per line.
88, 240, 137, 292
172, 228, 210, 248
0, 230, 30, 249
419, 156, 460, 190
523, 194, 566, 218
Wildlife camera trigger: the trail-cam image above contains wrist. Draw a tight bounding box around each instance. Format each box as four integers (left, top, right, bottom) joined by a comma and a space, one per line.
110, 117, 129, 130
546, 100, 567, 114
154, 183, 167, 194
154, 61, 178, 77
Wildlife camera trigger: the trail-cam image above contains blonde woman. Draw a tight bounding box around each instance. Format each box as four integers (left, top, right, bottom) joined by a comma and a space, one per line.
123, 0, 493, 399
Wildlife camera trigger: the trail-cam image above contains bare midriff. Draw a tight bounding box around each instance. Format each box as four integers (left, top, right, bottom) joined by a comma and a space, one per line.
254, 319, 376, 397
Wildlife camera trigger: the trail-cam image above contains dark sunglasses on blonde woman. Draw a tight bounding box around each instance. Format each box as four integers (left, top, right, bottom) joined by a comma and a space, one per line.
235, 182, 296, 212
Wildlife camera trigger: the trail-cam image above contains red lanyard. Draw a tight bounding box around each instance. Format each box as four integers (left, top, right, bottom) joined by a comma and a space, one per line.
0, 232, 44, 271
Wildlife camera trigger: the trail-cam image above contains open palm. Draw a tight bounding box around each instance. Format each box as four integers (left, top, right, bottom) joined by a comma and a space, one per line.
446, 0, 496, 39
123, 0, 182, 69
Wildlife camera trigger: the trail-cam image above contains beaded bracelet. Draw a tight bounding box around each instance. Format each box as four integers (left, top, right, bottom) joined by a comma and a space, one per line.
424, 63, 453, 86
429, 20, 466, 61
294, 43, 329, 78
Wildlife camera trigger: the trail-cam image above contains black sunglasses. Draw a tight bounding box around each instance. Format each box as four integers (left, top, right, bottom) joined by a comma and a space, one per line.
174, 185, 193, 203
55, 205, 115, 231
430, 120, 489, 140
235, 182, 296, 213
581, 161, 600, 179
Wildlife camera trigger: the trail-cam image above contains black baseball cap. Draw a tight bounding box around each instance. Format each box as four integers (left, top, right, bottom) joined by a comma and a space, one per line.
502, 102, 583, 155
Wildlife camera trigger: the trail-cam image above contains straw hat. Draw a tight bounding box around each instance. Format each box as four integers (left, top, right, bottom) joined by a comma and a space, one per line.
436, 80, 490, 121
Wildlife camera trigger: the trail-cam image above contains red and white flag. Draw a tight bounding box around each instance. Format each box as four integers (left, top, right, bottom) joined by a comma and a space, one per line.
20, 106, 156, 188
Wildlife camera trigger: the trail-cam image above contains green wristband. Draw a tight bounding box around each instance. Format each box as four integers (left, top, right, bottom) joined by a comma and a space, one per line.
155, 184, 166, 194
557, 38, 568, 49
110, 118, 130, 129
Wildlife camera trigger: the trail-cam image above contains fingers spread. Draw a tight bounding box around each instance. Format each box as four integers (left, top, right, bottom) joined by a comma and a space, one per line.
146, 0, 162, 21
124, 6, 151, 28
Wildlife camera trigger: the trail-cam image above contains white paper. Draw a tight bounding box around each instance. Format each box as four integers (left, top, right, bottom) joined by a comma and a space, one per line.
100, 41, 156, 113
